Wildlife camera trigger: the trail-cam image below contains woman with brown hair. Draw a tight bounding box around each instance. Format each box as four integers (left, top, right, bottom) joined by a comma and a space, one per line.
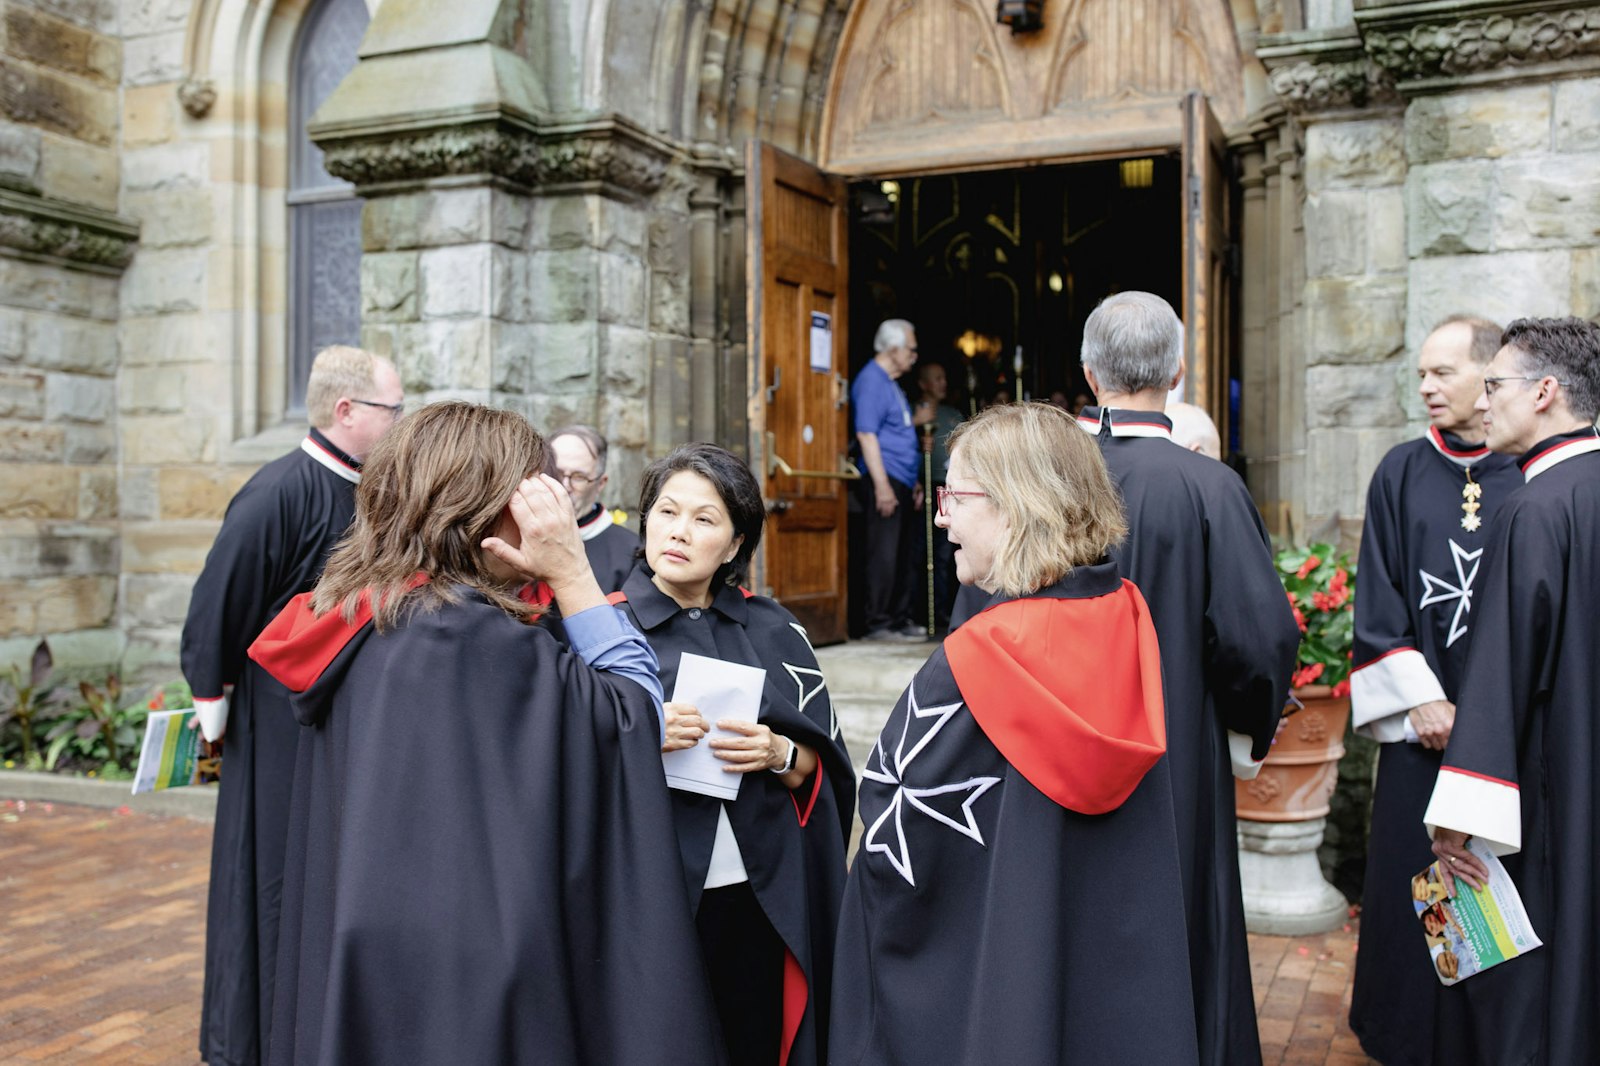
829, 402, 1200, 1064
247, 402, 723, 1066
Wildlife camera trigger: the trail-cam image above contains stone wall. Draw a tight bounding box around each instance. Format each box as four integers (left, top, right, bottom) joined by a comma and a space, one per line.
1300, 114, 1410, 537
1404, 79, 1600, 360
1263, 2, 1600, 543
0, 0, 134, 677
357, 186, 660, 501
114, 0, 306, 681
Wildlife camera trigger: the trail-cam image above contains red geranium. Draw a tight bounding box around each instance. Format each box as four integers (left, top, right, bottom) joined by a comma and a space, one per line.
1277, 543, 1357, 690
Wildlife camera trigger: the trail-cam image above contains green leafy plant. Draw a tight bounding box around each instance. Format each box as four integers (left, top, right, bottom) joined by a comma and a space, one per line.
41, 676, 159, 777
1, 641, 58, 766
1276, 543, 1356, 694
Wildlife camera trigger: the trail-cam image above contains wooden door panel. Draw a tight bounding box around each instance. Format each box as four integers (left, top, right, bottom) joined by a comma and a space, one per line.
747, 142, 852, 645
1182, 91, 1233, 451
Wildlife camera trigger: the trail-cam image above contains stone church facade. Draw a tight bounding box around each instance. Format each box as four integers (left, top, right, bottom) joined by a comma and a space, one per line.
2, 0, 1598, 678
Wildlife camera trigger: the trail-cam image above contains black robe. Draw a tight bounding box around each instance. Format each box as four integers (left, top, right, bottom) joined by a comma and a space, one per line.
579, 504, 640, 594
248, 586, 726, 1066
830, 563, 1199, 1065
179, 429, 360, 1066
1079, 407, 1298, 1065
1422, 428, 1600, 1066
1347, 427, 1521, 1066
613, 565, 854, 1066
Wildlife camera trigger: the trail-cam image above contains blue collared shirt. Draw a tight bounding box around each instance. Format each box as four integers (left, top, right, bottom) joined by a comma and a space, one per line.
561, 604, 666, 744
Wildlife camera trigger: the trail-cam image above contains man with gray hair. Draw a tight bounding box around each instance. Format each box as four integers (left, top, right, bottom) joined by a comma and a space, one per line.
1077, 291, 1299, 1066
851, 318, 924, 642
549, 424, 638, 593
1346, 314, 1521, 1066
1425, 317, 1600, 1064
182, 345, 403, 1065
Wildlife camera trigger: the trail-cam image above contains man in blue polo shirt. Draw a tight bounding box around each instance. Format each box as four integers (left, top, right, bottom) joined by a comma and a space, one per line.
852, 318, 924, 642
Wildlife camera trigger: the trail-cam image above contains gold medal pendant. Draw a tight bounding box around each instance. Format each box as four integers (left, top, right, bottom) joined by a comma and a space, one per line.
1462, 469, 1483, 532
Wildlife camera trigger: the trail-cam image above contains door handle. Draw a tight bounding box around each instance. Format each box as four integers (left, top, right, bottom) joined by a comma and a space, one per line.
766, 433, 862, 480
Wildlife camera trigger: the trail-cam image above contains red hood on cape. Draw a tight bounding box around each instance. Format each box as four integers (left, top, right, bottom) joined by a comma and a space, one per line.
248, 573, 431, 695
945, 579, 1167, 815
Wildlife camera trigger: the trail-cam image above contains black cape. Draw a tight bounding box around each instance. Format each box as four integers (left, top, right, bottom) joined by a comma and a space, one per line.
830, 563, 1199, 1065
179, 429, 360, 1066
1347, 427, 1521, 1065
579, 505, 640, 594
1422, 429, 1600, 1066
613, 565, 854, 1066
1066, 407, 1298, 1065
249, 586, 726, 1066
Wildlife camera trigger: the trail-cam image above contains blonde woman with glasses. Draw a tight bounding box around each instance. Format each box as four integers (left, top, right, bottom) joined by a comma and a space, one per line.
829, 402, 1200, 1065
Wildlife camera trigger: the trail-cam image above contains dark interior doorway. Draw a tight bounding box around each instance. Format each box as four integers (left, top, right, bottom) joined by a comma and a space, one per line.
846, 158, 1183, 413
843, 157, 1187, 637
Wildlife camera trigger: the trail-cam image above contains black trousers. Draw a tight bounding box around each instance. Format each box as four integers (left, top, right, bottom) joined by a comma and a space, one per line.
861, 477, 918, 632
697, 881, 784, 1066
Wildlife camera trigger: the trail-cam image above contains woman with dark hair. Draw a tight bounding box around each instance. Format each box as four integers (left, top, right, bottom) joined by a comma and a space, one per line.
245, 402, 723, 1065
612, 442, 855, 1066
829, 403, 1199, 1064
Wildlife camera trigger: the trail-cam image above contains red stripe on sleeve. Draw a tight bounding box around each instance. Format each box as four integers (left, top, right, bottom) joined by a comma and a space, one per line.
1440, 765, 1520, 791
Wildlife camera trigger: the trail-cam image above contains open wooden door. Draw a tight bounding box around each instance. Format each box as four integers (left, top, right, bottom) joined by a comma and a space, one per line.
1182, 92, 1234, 451
746, 141, 855, 645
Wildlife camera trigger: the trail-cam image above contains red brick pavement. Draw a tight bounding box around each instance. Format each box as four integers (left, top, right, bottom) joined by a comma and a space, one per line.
0, 800, 209, 1065
1, 801, 1375, 1065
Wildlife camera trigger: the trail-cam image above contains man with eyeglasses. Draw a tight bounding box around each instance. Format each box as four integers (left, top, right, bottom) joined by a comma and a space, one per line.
852, 318, 926, 643
1422, 316, 1600, 1065
549, 424, 638, 594
1072, 291, 1298, 1066
180, 344, 402, 1066
1345, 315, 1523, 1066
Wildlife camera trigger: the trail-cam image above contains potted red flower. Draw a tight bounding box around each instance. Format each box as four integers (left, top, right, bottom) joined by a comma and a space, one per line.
1237, 544, 1355, 822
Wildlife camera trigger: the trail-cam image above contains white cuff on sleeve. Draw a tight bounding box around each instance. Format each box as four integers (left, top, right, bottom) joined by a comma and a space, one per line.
1424, 766, 1521, 856
1228, 730, 1265, 780
194, 696, 229, 742
1356, 711, 1411, 743
1351, 649, 1446, 729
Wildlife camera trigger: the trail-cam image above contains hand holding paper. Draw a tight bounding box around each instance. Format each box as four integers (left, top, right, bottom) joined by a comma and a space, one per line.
661, 653, 767, 801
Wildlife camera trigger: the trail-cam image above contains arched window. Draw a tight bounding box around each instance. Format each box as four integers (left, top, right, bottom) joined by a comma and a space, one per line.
287, 0, 370, 414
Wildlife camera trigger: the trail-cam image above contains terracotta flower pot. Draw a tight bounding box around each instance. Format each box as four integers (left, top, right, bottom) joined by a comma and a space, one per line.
1235, 684, 1350, 822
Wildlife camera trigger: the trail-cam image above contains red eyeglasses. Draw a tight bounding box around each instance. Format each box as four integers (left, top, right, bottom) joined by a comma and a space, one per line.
935, 487, 988, 516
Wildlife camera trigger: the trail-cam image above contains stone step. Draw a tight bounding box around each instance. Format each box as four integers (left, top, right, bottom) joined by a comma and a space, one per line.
813, 638, 931, 701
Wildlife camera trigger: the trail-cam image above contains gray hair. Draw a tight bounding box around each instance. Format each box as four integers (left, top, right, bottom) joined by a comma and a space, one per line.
1081, 292, 1183, 395
1501, 317, 1600, 424
874, 319, 915, 354
548, 424, 608, 473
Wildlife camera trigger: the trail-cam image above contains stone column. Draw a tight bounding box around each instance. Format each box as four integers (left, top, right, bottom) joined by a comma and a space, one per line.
308, 0, 676, 501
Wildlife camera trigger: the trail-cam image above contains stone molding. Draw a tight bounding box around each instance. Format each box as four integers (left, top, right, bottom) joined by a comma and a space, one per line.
318, 115, 675, 200
0, 188, 139, 275
1362, 4, 1600, 83
1261, 2, 1600, 114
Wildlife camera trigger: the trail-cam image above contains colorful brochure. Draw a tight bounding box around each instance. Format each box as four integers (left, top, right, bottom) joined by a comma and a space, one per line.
1414, 838, 1543, 985
131, 709, 202, 795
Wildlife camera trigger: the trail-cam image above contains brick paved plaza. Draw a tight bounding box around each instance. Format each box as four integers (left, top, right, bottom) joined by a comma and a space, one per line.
0, 801, 1375, 1064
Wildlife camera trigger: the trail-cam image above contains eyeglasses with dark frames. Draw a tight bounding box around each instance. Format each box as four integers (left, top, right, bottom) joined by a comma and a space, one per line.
351, 398, 404, 417
935, 487, 988, 517
559, 471, 601, 490
1482, 375, 1570, 397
